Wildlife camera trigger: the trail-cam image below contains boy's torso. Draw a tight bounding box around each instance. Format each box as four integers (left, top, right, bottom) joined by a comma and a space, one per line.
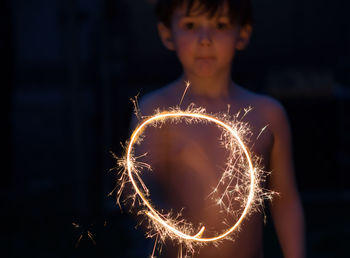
136, 83, 275, 257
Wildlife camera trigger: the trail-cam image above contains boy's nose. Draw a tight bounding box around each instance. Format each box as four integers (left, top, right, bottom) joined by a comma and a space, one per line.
198, 28, 212, 46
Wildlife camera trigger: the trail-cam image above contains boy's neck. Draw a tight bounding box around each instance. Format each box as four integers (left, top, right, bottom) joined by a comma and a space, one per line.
179, 72, 235, 99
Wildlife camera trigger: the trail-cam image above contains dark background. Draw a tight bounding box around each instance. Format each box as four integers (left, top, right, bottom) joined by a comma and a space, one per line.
1, 0, 349, 257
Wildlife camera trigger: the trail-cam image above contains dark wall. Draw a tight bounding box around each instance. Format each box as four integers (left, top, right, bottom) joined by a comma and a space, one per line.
2, 0, 349, 257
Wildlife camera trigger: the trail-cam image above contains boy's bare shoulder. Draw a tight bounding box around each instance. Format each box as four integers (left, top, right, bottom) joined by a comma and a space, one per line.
138, 83, 181, 116
238, 87, 289, 129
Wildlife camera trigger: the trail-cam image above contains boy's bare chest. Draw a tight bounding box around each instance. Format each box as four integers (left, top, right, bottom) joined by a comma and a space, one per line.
162, 111, 273, 170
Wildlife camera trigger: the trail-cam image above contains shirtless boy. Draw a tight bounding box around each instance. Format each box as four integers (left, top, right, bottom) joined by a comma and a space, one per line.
134, 0, 305, 257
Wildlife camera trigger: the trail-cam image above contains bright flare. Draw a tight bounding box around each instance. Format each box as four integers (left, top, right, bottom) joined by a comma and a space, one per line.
114, 104, 273, 255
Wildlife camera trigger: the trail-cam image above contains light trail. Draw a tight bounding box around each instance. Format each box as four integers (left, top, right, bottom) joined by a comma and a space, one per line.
114, 104, 274, 256
126, 111, 255, 242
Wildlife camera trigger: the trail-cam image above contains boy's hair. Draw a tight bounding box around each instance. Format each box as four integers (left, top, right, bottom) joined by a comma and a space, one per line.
155, 0, 253, 28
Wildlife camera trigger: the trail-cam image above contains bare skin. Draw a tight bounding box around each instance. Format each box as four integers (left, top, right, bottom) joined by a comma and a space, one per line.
132, 79, 304, 258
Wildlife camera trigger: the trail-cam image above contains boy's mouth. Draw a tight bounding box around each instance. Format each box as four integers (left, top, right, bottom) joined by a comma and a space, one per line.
195, 56, 216, 60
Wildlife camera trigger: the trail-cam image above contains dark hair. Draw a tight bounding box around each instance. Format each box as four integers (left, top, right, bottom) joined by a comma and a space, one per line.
155, 0, 253, 28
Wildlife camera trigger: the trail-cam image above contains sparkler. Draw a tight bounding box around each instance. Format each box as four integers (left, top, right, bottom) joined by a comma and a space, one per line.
113, 102, 273, 256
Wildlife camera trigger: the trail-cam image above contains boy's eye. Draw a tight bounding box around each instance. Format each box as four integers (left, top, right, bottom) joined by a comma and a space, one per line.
216, 22, 229, 30
184, 22, 195, 30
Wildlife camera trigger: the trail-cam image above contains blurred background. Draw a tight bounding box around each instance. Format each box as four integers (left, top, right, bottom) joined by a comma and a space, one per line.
1, 0, 349, 257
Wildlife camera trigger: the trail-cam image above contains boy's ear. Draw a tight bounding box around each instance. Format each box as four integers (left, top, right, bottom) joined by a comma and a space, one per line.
157, 22, 176, 51
236, 24, 252, 51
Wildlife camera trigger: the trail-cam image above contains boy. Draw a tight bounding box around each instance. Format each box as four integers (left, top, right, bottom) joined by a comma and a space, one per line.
134, 0, 305, 257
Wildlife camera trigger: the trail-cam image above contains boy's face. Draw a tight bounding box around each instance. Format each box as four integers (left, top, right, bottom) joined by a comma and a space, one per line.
158, 1, 251, 78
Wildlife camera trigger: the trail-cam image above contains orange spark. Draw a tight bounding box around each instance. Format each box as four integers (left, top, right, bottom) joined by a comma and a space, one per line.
114, 104, 274, 256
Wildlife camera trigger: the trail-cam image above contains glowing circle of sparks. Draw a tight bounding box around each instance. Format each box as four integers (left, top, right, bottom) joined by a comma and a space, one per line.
126, 111, 256, 242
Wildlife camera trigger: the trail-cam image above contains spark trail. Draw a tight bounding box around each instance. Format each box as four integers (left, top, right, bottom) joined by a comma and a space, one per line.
113, 104, 273, 256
